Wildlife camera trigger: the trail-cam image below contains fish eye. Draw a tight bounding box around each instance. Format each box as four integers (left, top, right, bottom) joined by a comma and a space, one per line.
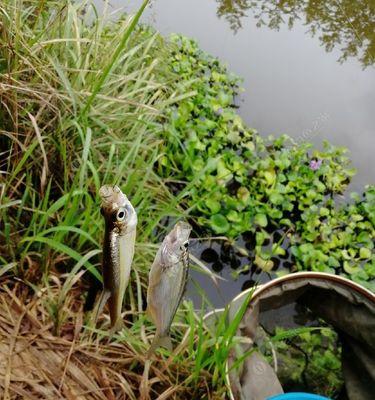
182, 241, 189, 249
116, 208, 127, 221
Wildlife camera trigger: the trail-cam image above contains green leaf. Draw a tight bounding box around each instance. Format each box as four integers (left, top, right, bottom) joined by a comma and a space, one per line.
237, 187, 250, 203
352, 214, 364, 222
272, 243, 286, 257
300, 243, 314, 253
269, 192, 283, 205
227, 210, 241, 223
328, 256, 340, 268
36, 226, 99, 246
254, 254, 274, 272
264, 169, 276, 186
254, 213, 268, 227
217, 160, 233, 182
343, 261, 360, 275
20, 236, 101, 281
206, 198, 221, 214
81, 0, 150, 116
210, 214, 230, 234
359, 247, 372, 259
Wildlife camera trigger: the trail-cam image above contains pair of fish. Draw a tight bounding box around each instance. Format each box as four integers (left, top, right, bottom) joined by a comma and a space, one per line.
98, 185, 191, 353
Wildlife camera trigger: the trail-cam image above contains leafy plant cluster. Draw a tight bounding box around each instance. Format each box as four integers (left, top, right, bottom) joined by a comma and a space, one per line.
291, 186, 375, 289
265, 326, 343, 398
157, 35, 375, 290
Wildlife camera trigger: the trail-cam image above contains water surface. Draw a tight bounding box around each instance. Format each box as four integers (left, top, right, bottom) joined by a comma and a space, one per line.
94, 0, 375, 307
96, 0, 374, 192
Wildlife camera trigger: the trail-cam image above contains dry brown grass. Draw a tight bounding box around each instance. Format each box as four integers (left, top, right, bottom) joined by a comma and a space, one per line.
0, 278, 219, 400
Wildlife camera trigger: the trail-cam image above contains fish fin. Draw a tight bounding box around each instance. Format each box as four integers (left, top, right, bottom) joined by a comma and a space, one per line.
158, 335, 173, 351
93, 290, 111, 326
146, 305, 155, 321
146, 302, 157, 324
147, 334, 172, 358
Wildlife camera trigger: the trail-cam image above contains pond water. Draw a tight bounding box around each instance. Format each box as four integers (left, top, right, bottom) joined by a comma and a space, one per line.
93, 0, 375, 307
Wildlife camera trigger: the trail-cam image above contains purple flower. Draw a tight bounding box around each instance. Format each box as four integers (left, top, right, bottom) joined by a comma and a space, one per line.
309, 159, 322, 171
215, 107, 223, 116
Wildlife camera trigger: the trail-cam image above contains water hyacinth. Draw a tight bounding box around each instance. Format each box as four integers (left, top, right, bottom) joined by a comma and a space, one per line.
157, 35, 374, 290
310, 159, 323, 171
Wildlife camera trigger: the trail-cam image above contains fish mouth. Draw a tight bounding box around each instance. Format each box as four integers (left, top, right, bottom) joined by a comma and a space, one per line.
165, 221, 191, 251
175, 221, 192, 242
175, 221, 192, 231
99, 185, 128, 210
99, 185, 137, 233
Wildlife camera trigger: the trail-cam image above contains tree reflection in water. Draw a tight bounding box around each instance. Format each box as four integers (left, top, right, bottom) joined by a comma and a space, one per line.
215, 0, 375, 67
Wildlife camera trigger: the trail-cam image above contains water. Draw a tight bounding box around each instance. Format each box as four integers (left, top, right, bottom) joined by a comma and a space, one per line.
93, 0, 375, 307
94, 0, 374, 192
187, 230, 294, 307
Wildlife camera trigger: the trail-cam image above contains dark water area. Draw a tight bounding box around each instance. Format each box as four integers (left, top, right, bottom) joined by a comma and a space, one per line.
187, 232, 293, 308
93, 0, 375, 307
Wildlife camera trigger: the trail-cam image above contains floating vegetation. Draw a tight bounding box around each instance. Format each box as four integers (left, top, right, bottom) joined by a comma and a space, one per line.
157, 35, 375, 291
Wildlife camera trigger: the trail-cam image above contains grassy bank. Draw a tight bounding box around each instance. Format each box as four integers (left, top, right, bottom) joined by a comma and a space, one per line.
0, 1, 242, 397
0, 0, 374, 398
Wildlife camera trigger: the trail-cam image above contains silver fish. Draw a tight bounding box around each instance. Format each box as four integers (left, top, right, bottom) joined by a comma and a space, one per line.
146, 221, 191, 355
97, 185, 137, 331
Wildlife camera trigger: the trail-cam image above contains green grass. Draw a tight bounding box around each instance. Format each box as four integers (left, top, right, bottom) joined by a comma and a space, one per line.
0, 1, 242, 397
0, 0, 198, 317
0, 0, 188, 278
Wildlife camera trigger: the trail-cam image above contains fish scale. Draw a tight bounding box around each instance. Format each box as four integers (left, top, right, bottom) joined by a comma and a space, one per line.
98, 185, 137, 331
146, 221, 191, 356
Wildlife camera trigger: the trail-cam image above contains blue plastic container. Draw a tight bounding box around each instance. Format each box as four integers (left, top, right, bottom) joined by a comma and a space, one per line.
267, 393, 330, 400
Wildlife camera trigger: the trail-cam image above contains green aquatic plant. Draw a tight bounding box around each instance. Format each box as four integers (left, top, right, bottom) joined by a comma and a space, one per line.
264, 326, 343, 398
291, 185, 375, 290
157, 35, 374, 290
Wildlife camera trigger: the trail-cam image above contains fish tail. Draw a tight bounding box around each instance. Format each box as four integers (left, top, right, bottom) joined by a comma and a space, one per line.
159, 335, 173, 351
146, 334, 173, 358
93, 290, 111, 326
110, 318, 124, 334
